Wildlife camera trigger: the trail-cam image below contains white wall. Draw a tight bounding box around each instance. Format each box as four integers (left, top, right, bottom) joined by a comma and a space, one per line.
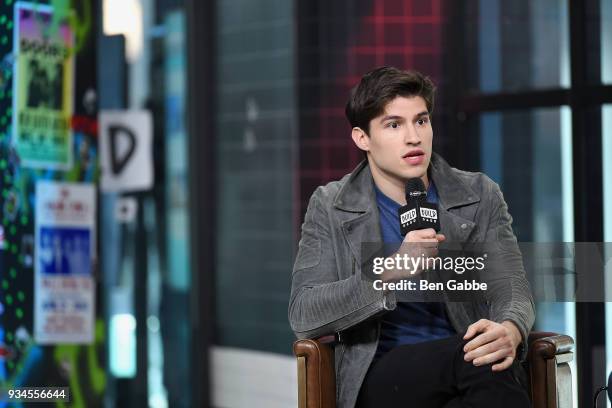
211, 347, 297, 408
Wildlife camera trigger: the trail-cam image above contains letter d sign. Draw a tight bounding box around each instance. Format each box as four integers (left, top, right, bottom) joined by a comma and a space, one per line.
99, 110, 154, 192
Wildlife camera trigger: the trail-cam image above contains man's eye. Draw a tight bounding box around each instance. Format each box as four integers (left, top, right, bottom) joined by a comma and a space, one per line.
387, 121, 400, 129
417, 117, 429, 126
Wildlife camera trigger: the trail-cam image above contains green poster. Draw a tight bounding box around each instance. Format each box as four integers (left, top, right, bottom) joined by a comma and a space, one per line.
13, 2, 74, 169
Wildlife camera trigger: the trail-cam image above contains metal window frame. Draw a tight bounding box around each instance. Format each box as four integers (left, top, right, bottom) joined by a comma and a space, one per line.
445, 1, 609, 406
186, 0, 216, 406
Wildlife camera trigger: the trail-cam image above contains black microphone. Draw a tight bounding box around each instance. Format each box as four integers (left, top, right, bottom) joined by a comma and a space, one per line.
398, 178, 440, 236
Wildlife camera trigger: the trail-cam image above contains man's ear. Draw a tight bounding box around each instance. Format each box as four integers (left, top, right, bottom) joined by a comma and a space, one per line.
351, 127, 370, 152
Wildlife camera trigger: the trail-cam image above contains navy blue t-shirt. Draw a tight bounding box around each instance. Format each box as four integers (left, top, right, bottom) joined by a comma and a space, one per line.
374, 182, 455, 359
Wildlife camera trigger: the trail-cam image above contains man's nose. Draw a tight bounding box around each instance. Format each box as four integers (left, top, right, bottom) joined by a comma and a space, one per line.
403, 126, 420, 144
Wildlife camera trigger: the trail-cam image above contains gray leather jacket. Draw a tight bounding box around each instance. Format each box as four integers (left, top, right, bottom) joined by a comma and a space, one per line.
288, 153, 535, 408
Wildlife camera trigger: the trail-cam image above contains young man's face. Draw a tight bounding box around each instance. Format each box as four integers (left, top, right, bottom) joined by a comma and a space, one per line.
353, 95, 433, 185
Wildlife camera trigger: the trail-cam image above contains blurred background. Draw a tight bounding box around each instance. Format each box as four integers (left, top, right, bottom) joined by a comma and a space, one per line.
0, 0, 611, 407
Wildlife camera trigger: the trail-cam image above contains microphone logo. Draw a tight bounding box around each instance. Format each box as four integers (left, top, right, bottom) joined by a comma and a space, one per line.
420, 207, 438, 221
400, 208, 417, 225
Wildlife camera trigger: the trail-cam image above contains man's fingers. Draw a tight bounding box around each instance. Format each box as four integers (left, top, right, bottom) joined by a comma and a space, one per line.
464, 330, 499, 352
472, 348, 510, 366
463, 338, 504, 362
407, 228, 437, 240
421, 239, 439, 247
463, 319, 488, 340
436, 234, 446, 242
463, 325, 478, 341
462, 320, 518, 370
419, 228, 437, 238
492, 356, 514, 372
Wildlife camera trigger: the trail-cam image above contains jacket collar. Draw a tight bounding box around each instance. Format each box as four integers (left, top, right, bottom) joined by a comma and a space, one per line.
333, 152, 480, 212
429, 153, 480, 210
333, 160, 374, 213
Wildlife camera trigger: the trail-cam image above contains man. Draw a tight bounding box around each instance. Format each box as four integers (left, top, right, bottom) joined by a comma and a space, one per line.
288, 67, 535, 407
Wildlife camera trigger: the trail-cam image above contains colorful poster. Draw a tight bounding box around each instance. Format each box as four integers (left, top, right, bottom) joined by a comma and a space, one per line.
12, 2, 74, 169
35, 181, 96, 344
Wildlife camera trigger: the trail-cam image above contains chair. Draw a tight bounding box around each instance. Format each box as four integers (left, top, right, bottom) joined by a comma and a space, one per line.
293, 331, 574, 408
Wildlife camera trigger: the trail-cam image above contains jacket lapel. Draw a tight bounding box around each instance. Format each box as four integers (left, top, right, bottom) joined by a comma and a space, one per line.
428, 153, 483, 330
429, 153, 480, 242
333, 162, 383, 266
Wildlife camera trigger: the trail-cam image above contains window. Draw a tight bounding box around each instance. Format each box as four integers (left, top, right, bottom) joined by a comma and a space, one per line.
464, 0, 570, 93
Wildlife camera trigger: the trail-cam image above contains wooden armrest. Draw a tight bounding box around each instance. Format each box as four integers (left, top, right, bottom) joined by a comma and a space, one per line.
529, 331, 560, 342
527, 332, 574, 408
529, 333, 574, 359
294, 339, 336, 408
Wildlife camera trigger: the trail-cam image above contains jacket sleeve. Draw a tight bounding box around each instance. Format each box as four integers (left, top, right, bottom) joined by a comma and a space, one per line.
482, 181, 535, 360
288, 187, 396, 340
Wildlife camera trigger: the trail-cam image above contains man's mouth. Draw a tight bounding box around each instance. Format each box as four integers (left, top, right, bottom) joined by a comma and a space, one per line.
402, 149, 425, 165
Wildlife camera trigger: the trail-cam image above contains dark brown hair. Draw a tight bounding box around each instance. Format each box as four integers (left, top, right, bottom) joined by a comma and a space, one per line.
345, 66, 436, 133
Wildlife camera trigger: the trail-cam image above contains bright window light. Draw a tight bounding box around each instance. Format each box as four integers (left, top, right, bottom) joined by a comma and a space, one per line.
110, 313, 137, 377
103, 0, 143, 62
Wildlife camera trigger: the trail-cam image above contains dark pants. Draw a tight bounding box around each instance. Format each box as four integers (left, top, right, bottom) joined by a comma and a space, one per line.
357, 334, 531, 408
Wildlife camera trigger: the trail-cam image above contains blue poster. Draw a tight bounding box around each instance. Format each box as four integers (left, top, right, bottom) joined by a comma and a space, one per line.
38, 227, 91, 275
35, 181, 96, 344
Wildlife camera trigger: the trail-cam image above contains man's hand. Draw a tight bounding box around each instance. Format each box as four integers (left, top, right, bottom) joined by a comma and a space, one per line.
463, 319, 522, 372
381, 228, 445, 282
